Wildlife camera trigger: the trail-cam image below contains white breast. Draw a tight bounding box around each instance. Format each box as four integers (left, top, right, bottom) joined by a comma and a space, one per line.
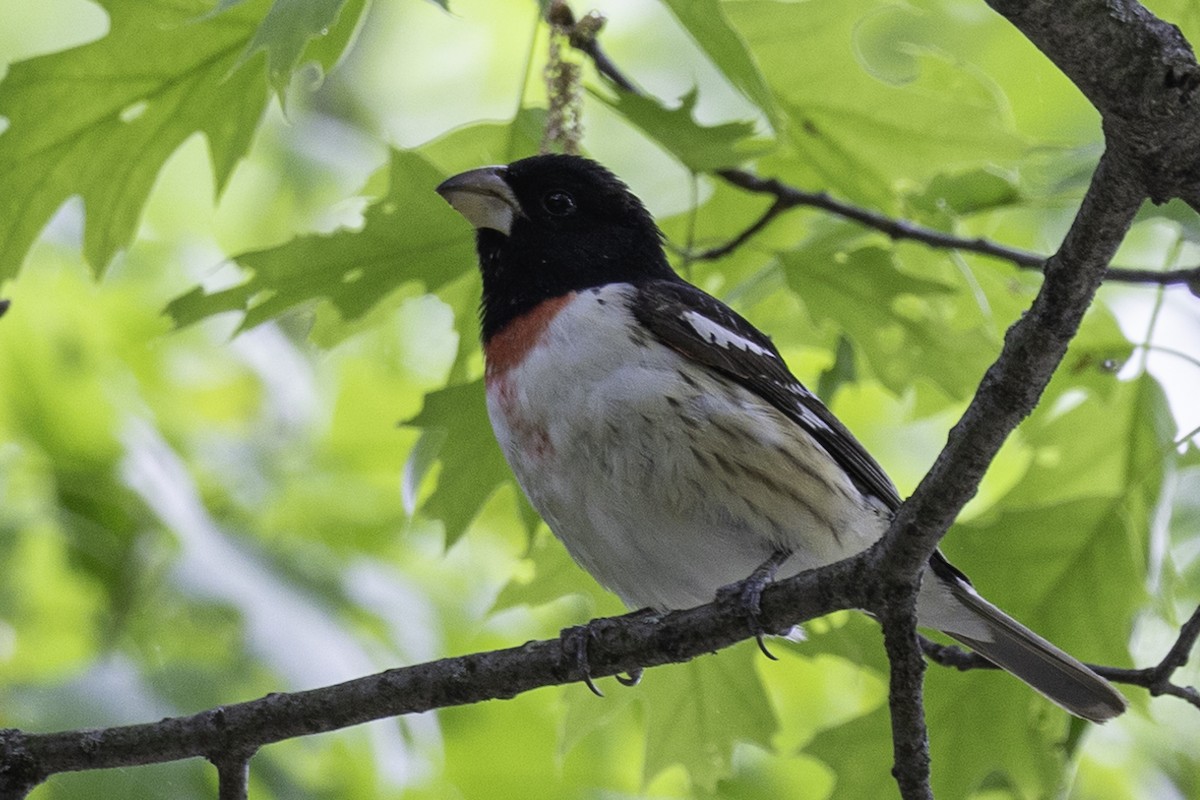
485, 284, 890, 610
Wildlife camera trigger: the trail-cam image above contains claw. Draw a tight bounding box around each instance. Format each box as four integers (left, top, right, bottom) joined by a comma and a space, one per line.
561, 624, 606, 696
755, 633, 779, 661
718, 549, 792, 658
583, 673, 605, 697
616, 668, 643, 686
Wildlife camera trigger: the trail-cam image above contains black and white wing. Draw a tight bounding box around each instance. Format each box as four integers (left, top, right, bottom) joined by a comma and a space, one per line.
630, 278, 901, 510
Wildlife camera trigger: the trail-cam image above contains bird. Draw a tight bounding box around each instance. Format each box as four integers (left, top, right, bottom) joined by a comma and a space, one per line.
435, 153, 1127, 722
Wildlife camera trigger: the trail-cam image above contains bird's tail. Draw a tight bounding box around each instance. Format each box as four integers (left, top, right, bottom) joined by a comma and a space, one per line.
920, 568, 1127, 723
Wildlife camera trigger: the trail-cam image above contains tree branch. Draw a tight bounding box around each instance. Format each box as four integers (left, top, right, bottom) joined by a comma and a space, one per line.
986, 0, 1200, 204
0, 556, 872, 794
878, 584, 932, 800
3, 558, 1189, 795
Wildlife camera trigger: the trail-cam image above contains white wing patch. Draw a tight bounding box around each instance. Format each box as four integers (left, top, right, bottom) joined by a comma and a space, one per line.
783, 383, 829, 431
796, 404, 831, 432
681, 309, 831, 432
682, 310, 778, 359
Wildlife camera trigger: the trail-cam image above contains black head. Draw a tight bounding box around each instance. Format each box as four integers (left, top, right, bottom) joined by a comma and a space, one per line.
436, 154, 676, 340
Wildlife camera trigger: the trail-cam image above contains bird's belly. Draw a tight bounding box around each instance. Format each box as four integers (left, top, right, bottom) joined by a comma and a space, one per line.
486, 286, 888, 610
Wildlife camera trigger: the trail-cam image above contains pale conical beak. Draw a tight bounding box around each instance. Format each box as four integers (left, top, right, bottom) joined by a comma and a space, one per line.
435, 166, 522, 235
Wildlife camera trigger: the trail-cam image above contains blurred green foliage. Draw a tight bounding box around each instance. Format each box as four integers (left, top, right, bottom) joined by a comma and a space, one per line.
1, 0, 1199, 798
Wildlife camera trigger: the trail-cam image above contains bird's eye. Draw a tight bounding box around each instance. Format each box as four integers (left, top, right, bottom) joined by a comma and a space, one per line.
542, 190, 576, 217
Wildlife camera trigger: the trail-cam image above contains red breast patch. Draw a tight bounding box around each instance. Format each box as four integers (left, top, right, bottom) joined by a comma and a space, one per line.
484, 293, 574, 382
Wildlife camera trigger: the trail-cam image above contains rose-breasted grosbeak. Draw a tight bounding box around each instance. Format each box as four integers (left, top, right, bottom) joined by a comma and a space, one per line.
436, 154, 1126, 722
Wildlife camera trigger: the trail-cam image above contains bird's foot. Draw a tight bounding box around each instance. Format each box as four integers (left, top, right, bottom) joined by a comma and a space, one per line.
716, 549, 793, 660
560, 609, 658, 695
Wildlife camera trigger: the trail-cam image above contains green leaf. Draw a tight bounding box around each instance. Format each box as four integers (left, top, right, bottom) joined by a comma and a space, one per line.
0, 0, 274, 278
907, 167, 1021, 220
659, 0, 780, 126
641, 643, 777, 790
805, 708, 895, 798
815, 334, 857, 402
296, 0, 368, 80
169, 111, 546, 334
810, 688, 1064, 799
918, 499, 1146, 799
925, 677, 1065, 798
725, 0, 1026, 208
784, 618, 894, 798
493, 529, 603, 612
402, 380, 513, 545
1132, 196, 1200, 245
801, 378, 1165, 799
167, 149, 475, 330
779, 231, 996, 397
235, 0, 366, 99
593, 87, 772, 173
417, 108, 547, 175
559, 681, 641, 766
1164, 461, 1200, 605
1012, 373, 1172, 509
705, 748, 833, 800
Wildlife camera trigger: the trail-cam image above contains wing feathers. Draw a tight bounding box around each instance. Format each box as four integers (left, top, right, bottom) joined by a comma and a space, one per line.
943, 585, 1128, 722
631, 279, 900, 508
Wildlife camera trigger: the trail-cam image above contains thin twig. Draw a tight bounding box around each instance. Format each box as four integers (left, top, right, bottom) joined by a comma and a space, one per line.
211, 750, 253, 800
1153, 604, 1200, 679
711, 169, 1200, 289
710, 169, 1047, 267
557, 3, 637, 93
1102, 264, 1200, 288
690, 197, 790, 261
921, 603, 1200, 710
